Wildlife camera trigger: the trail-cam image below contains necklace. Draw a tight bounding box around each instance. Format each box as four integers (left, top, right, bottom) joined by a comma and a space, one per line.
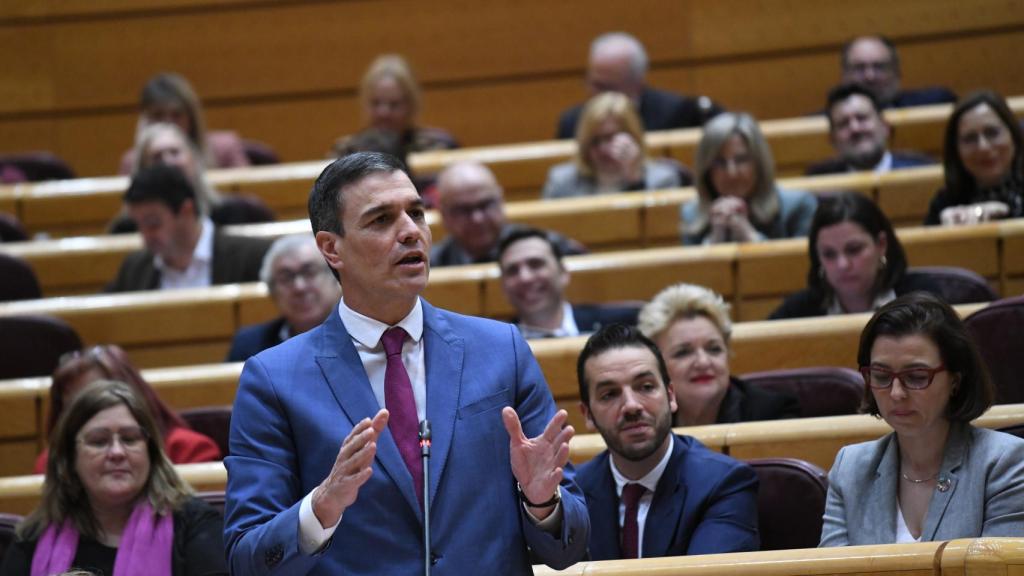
900, 471, 937, 484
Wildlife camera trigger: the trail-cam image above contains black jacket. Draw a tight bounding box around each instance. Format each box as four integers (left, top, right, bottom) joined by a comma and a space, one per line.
556, 87, 722, 139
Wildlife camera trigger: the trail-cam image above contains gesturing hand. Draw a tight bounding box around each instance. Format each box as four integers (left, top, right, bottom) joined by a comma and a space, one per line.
502, 407, 574, 520
312, 409, 389, 528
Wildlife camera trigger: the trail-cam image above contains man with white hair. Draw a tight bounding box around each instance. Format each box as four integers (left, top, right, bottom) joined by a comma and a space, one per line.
226, 234, 341, 361
556, 32, 722, 139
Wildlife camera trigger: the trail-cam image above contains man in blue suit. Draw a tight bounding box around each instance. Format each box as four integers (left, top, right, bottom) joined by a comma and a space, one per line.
574, 324, 759, 559
224, 152, 589, 574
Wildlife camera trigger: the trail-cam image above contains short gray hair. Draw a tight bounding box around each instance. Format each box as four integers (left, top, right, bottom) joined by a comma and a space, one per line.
638, 283, 733, 343
259, 234, 324, 287
591, 32, 648, 80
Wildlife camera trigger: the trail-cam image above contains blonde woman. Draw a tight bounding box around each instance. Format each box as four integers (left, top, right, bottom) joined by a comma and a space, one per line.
681, 112, 816, 244
542, 92, 686, 199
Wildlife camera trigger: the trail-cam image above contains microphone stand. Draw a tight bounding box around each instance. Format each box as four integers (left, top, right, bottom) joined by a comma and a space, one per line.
419, 420, 432, 576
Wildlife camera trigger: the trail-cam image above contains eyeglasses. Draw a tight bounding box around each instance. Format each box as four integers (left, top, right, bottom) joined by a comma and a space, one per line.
271, 264, 327, 290
77, 427, 149, 454
859, 365, 947, 390
845, 61, 894, 74
711, 154, 752, 171
444, 198, 499, 220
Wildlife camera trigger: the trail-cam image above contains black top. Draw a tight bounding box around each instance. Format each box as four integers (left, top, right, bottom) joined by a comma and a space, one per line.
925, 180, 1024, 225
556, 87, 722, 139
226, 317, 288, 362
804, 151, 933, 176
768, 274, 941, 320
713, 377, 801, 425
0, 497, 227, 576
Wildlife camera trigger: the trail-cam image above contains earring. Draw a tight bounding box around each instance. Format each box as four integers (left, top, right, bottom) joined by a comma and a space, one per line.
879, 255, 887, 270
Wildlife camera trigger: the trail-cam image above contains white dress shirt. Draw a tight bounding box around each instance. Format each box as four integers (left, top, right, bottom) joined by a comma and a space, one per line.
517, 301, 579, 339
156, 216, 214, 290
298, 298, 426, 553
608, 440, 674, 558
895, 502, 922, 543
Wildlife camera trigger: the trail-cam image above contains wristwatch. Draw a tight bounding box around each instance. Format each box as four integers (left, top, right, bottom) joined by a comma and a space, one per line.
517, 483, 561, 508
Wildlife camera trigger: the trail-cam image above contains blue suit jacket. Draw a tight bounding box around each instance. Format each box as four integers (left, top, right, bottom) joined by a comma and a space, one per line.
576, 434, 759, 560
226, 317, 286, 362
223, 299, 588, 575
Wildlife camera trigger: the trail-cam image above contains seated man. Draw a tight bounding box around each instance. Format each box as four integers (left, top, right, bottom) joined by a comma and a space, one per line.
807, 84, 933, 175
431, 161, 584, 266
556, 32, 722, 139
575, 323, 759, 559
498, 227, 638, 339
107, 164, 270, 292
226, 234, 341, 361
840, 35, 956, 109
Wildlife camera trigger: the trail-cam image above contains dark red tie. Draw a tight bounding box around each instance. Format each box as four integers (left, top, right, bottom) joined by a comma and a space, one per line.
381, 327, 422, 505
621, 483, 646, 559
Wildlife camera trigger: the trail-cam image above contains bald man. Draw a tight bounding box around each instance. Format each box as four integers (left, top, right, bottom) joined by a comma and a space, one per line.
431, 161, 585, 266
556, 32, 722, 139
839, 35, 955, 109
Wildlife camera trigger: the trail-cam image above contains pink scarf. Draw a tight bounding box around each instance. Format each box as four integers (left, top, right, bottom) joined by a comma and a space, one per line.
30, 499, 173, 576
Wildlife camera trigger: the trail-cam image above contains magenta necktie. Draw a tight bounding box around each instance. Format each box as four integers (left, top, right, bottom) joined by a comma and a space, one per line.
621, 483, 646, 559
381, 327, 423, 505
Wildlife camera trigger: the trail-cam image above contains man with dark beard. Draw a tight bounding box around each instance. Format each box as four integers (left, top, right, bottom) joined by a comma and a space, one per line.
574, 324, 759, 560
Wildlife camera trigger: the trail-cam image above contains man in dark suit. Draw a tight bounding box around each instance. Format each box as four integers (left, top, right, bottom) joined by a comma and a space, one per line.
806, 84, 934, 176
497, 226, 639, 339
226, 234, 341, 362
574, 324, 759, 559
431, 161, 585, 266
555, 32, 722, 139
106, 164, 269, 292
840, 35, 956, 110
224, 152, 588, 574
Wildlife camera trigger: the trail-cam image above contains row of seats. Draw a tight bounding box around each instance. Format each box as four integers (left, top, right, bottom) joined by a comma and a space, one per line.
3, 96, 1021, 239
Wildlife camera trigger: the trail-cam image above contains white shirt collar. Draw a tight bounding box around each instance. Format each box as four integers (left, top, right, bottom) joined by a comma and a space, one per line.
153, 216, 214, 273
337, 297, 424, 348
517, 301, 579, 339
874, 151, 894, 173
609, 436, 674, 496
827, 287, 897, 316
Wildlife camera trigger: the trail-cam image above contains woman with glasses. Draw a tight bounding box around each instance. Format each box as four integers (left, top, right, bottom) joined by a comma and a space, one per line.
33, 346, 220, 474
1, 380, 227, 575
819, 292, 1024, 546
542, 91, 686, 199
681, 112, 817, 245
770, 192, 940, 319
926, 90, 1023, 226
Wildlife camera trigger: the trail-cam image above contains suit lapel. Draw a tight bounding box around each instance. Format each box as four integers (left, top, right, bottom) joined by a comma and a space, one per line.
643, 437, 686, 557
421, 301, 463, 509
869, 435, 900, 543
921, 424, 967, 541
314, 311, 422, 516
582, 454, 623, 560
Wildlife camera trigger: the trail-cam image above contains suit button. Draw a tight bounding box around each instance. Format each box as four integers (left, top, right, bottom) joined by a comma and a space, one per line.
430, 553, 439, 566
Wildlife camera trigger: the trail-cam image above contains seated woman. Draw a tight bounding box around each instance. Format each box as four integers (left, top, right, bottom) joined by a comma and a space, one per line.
638, 283, 800, 426
542, 92, 685, 199
1, 380, 227, 575
332, 54, 458, 160
820, 292, 1024, 545
681, 112, 817, 244
770, 192, 940, 319
119, 72, 249, 174
33, 345, 220, 474
926, 90, 1023, 226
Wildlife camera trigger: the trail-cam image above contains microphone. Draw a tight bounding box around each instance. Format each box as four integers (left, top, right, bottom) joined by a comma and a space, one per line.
419, 420, 432, 576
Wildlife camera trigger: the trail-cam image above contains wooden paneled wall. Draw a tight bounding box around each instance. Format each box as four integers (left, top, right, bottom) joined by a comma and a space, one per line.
2, 0, 1023, 176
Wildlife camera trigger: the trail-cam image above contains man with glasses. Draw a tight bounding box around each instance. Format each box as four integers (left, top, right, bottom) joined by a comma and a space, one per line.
840, 36, 956, 109
227, 234, 341, 361
431, 161, 585, 266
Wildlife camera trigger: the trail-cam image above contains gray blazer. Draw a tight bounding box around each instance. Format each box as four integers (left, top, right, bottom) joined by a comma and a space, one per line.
819, 423, 1024, 546
541, 159, 681, 200
680, 187, 817, 245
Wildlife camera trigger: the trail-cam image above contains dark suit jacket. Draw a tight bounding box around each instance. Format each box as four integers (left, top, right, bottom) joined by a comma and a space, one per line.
106, 231, 270, 293
769, 274, 941, 320
888, 87, 957, 109
226, 317, 287, 362
804, 151, 934, 176
576, 434, 759, 560
572, 303, 640, 332
556, 87, 722, 139
715, 377, 801, 424
224, 300, 589, 574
